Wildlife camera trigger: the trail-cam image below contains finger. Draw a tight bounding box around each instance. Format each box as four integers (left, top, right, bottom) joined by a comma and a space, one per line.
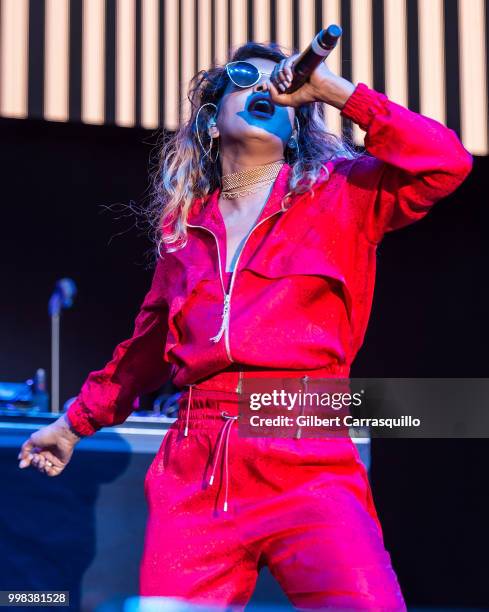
19, 441, 43, 464
40, 450, 57, 465
284, 58, 294, 83
268, 80, 291, 106
267, 79, 280, 101
31, 453, 42, 468
44, 461, 62, 477
19, 438, 34, 460
44, 464, 58, 477
278, 59, 287, 78
269, 64, 279, 88
19, 451, 35, 469
39, 450, 63, 471
277, 60, 289, 91
32, 452, 48, 472
271, 61, 285, 89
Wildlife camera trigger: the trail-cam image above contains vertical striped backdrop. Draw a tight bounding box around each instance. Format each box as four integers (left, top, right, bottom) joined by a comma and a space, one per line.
0, 0, 487, 154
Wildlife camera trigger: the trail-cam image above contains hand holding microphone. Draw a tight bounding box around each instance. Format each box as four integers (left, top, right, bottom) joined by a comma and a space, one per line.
262, 24, 356, 110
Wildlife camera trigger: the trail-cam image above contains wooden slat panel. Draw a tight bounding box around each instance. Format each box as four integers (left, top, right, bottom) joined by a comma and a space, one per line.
181, 0, 195, 123
198, 0, 212, 72
276, 0, 293, 52
384, 0, 408, 107
44, 0, 69, 122
231, 0, 248, 52
0, 0, 486, 154
351, 0, 373, 144
0, 0, 30, 118
253, 0, 270, 43
82, 0, 106, 124
458, 0, 488, 155
141, 0, 159, 129
214, 0, 228, 64
164, 0, 178, 130
115, 0, 135, 127
323, 0, 342, 137
418, 0, 446, 125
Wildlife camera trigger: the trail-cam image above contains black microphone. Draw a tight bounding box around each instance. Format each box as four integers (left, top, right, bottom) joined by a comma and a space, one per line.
286, 24, 343, 94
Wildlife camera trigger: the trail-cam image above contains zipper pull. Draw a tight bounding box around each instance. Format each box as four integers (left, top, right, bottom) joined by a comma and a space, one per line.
210, 293, 230, 343
236, 370, 243, 394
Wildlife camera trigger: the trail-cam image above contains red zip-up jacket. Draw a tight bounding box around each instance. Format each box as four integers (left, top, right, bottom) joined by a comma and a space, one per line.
66, 82, 473, 437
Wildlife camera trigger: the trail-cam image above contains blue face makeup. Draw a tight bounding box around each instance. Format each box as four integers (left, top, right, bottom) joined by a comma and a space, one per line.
237, 101, 292, 146
217, 81, 292, 146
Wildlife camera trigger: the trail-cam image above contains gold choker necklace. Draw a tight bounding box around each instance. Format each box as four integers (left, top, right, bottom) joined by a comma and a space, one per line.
221, 159, 285, 199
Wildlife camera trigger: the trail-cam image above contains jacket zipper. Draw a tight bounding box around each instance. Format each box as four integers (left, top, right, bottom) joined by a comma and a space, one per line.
188, 208, 283, 365
186, 223, 230, 358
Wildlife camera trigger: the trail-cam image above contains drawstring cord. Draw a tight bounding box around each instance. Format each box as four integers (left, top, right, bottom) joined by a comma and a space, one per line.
208, 411, 238, 512
181, 386, 238, 512
183, 384, 194, 437
295, 375, 309, 439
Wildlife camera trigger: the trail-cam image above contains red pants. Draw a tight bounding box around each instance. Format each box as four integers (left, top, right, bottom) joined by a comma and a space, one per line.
140, 386, 406, 611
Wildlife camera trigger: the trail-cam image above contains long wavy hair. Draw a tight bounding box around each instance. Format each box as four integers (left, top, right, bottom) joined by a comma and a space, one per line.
146, 41, 361, 256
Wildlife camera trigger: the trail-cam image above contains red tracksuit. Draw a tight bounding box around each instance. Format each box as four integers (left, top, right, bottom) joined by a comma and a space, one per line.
66, 83, 473, 610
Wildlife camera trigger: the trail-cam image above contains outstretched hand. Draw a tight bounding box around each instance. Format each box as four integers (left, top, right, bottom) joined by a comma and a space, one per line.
17, 414, 82, 477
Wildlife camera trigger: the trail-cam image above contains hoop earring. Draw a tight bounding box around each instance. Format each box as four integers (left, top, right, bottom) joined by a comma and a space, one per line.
206, 131, 220, 163
294, 116, 301, 140
195, 102, 219, 160
287, 135, 298, 149
287, 116, 301, 150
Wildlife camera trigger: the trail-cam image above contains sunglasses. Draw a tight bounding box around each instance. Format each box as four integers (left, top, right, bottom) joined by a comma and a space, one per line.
225, 61, 273, 88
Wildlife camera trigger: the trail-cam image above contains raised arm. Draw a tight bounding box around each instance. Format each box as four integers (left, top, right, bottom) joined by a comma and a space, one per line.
339, 82, 474, 243
65, 256, 172, 437
266, 58, 473, 245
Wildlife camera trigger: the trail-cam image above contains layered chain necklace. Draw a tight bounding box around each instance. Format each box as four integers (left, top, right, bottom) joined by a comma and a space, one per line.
220, 159, 285, 199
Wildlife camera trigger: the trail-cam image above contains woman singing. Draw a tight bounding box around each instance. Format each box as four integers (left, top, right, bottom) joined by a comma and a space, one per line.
18, 41, 472, 610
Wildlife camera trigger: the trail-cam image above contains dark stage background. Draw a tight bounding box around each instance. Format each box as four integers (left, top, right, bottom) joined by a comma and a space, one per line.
1, 116, 488, 608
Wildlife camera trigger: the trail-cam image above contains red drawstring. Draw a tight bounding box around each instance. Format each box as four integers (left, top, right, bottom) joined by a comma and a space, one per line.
295, 375, 309, 439
182, 387, 238, 512
183, 384, 194, 437
208, 411, 238, 512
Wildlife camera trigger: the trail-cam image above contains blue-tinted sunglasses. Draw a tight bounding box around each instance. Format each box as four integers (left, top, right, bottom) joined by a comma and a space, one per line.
225, 61, 272, 88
